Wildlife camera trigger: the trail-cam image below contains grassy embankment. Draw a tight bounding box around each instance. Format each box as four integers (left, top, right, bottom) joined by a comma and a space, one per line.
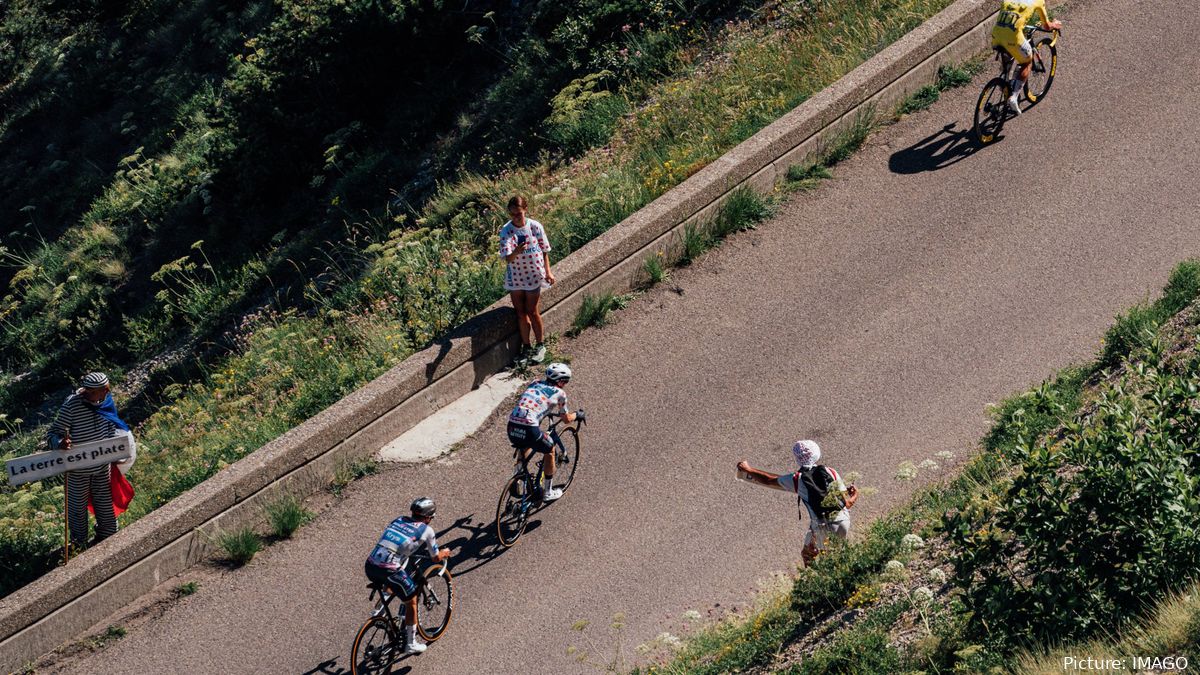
0, 0, 959, 597
639, 260, 1200, 673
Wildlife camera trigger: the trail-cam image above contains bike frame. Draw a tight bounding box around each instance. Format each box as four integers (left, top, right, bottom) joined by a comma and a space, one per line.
995, 25, 1058, 80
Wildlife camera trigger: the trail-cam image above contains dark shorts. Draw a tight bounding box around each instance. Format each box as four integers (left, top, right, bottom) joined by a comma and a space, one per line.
364, 561, 418, 599
507, 421, 554, 454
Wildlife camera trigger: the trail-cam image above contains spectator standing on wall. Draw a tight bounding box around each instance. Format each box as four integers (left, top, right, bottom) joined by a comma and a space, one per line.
499, 195, 555, 364
737, 439, 858, 566
46, 372, 131, 549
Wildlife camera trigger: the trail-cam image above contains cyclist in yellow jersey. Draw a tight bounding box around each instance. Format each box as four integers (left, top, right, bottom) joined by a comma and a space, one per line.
991, 0, 1062, 113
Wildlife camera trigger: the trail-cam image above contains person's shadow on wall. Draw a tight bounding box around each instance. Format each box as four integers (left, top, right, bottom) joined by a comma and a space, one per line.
888, 123, 980, 174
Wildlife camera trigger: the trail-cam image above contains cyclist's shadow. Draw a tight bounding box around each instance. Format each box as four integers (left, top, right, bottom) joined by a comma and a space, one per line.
888, 122, 981, 174
302, 660, 411, 674
437, 514, 542, 577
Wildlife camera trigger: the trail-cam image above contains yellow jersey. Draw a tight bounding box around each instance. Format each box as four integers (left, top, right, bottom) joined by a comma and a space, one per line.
991, 0, 1050, 44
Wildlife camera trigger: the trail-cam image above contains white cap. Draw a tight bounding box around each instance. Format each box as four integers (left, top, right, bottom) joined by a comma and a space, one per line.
792, 440, 821, 468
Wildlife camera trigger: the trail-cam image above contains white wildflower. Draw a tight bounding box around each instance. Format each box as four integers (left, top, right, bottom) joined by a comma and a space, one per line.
901, 534, 926, 550
656, 632, 684, 650
912, 587, 935, 603
928, 568, 948, 584
682, 610, 702, 622
919, 459, 940, 471
935, 450, 954, 461
885, 560, 906, 573
895, 461, 918, 481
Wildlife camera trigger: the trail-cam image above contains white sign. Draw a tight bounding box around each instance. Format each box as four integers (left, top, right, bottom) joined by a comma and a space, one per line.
5, 432, 134, 487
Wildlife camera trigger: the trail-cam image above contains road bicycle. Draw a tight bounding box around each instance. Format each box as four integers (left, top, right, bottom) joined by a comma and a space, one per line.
973, 25, 1060, 145
495, 414, 584, 547
349, 551, 454, 674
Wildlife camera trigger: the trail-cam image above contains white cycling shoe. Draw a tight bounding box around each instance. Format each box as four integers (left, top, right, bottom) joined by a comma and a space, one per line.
542, 486, 564, 502
405, 637, 428, 655
1006, 93, 1021, 115
405, 627, 427, 655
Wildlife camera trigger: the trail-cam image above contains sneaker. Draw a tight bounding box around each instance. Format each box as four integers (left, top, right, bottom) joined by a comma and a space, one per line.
530, 343, 546, 363
512, 345, 531, 366
1006, 93, 1021, 115
405, 637, 428, 655
542, 486, 564, 502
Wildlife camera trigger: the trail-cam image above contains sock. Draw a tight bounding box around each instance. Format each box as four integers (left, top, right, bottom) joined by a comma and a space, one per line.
543, 476, 553, 491
406, 624, 418, 643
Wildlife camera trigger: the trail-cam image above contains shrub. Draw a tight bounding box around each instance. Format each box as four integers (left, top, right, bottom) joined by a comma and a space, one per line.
263, 493, 313, 539
331, 458, 378, 497
570, 291, 635, 336
896, 84, 940, 115
216, 527, 262, 566
948, 340, 1200, 648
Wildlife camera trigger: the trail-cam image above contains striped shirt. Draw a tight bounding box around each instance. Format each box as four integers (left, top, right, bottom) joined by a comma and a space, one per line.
47, 394, 119, 474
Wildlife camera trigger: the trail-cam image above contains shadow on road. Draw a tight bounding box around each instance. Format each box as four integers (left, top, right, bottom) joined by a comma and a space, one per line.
438, 514, 542, 577
302, 657, 413, 674
888, 123, 982, 174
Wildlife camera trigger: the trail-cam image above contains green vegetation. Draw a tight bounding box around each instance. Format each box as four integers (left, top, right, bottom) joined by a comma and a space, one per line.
894, 62, 985, 116
262, 492, 313, 539
1014, 584, 1200, 673
649, 259, 1200, 673
1, 0, 958, 597
86, 625, 127, 650
215, 527, 262, 567
330, 457, 379, 498
1096, 259, 1200, 370
173, 581, 199, 597
570, 292, 639, 336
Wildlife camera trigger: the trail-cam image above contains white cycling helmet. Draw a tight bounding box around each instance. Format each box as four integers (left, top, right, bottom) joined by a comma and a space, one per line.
545, 362, 572, 384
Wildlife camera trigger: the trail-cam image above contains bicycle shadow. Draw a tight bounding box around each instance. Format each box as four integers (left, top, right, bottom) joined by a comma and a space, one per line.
888, 123, 983, 174
437, 514, 542, 577
302, 658, 412, 674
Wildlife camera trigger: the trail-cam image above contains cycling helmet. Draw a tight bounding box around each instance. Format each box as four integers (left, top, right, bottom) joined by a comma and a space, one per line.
545, 362, 572, 385
410, 497, 436, 518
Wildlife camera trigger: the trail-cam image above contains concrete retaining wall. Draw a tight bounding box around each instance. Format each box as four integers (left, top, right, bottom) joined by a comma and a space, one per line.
0, 0, 1003, 668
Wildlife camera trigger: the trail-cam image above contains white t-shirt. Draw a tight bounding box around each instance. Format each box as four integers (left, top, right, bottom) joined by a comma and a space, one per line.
499, 218, 551, 291
778, 467, 850, 524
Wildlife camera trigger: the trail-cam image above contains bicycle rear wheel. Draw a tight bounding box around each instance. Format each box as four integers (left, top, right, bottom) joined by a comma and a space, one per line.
416, 564, 454, 642
496, 475, 530, 547
973, 78, 1010, 145
1024, 38, 1057, 103
351, 616, 399, 675
551, 428, 581, 493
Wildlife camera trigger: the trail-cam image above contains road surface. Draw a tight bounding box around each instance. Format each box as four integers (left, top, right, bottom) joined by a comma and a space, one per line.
56, 0, 1200, 671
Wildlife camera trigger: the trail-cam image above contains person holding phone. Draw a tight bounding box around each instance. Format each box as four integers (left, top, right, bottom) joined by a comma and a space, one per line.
499, 194, 555, 364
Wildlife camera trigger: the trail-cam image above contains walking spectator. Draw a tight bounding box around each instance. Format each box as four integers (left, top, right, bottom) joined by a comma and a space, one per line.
737, 439, 858, 566
499, 195, 554, 364
46, 372, 130, 549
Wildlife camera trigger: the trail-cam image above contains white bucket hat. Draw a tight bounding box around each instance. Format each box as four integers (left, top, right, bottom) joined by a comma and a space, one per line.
792, 439, 821, 468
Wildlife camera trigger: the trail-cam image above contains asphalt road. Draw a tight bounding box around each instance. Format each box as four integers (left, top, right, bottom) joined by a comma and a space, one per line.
57, 0, 1200, 671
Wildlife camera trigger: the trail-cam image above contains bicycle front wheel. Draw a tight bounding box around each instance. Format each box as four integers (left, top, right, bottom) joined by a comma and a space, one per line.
416, 564, 454, 642
351, 616, 399, 675
973, 78, 1010, 145
551, 428, 581, 493
496, 475, 530, 547
1024, 38, 1057, 103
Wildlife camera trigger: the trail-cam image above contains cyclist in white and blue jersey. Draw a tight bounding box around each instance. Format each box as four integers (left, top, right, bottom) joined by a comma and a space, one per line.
506, 363, 584, 502
364, 497, 451, 655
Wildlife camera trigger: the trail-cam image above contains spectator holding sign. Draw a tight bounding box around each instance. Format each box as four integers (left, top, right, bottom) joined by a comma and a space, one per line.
46, 372, 133, 550
737, 440, 858, 566
499, 195, 555, 365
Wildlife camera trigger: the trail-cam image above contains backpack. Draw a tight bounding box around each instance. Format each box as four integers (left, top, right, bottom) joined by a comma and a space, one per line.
796, 466, 844, 521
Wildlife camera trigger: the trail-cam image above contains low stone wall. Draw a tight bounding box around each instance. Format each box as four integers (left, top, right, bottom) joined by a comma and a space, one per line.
0, 0, 1003, 668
